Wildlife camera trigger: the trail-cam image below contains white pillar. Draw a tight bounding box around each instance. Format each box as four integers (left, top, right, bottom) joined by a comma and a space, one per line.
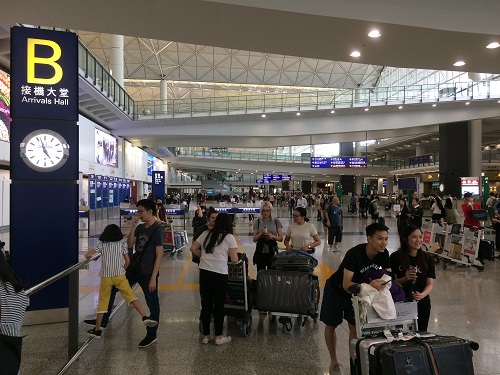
385, 177, 394, 194
160, 79, 168, 114
109, 35, 124, 87
377, 178, 383, 194
415, 145, 425, 156
355, 176, 362, 194
469, 119, 482, 178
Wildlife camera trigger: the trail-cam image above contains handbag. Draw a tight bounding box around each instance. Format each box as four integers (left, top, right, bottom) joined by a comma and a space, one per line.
0, 293, 23, 375
127, 226, 160, 277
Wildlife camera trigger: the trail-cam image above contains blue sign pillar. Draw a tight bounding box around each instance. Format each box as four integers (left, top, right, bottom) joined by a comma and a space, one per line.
152, 171, 166, 203
10, 27, 78, 313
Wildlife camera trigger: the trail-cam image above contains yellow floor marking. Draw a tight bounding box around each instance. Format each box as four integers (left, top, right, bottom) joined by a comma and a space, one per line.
234, 234, 255, 279
176, 251, 193, 284
158, 283, 199, 291
314, 262, 335, 281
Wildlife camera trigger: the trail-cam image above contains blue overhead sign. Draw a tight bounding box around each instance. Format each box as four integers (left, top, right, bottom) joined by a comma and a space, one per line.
311, 157, 367, 168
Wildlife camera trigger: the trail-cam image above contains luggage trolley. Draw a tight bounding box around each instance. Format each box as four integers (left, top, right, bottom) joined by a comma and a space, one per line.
224, 254, 253, 337
348, 284, 419, 375
429, 224, 484, 271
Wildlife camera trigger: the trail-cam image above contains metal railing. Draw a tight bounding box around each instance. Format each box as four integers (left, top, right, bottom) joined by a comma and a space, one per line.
23, 254, 136, 375
133, 80, 500, 120
78, 42, 135, 118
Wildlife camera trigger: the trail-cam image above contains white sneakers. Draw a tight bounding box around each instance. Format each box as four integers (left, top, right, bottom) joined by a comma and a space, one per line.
215, 336, 232, 345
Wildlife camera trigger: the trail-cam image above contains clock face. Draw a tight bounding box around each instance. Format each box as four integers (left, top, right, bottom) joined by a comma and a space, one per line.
20, 129, 70, 172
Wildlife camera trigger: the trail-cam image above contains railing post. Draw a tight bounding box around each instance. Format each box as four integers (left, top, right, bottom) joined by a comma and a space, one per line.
68, 271, 79, 359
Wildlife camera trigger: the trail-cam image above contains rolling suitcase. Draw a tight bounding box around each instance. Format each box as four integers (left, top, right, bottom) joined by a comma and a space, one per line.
420, 335, 475, 375
349, 337, 390, 375
378, 216, 386, 226
271, 250, 318, 273
370, 340, 434, 375
478, 239, 495, 261
255, 269, 318, 317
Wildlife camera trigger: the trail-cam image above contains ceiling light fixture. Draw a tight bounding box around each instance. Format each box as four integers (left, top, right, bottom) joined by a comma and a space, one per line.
364, 108, 369, 111
398, 106, 403, 109
261, 114, 266, 118
487, 42, 500, 49
368, 30, 381, 38
331, 110, 335, 114
453, 61, 466, 67
465, 102, 470, 105
432, 104, 437, 107
350, 51, 361, 57
296, 112, 301, 116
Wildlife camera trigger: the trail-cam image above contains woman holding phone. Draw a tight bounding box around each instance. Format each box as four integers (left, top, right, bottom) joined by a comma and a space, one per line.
390, 225, 436, 331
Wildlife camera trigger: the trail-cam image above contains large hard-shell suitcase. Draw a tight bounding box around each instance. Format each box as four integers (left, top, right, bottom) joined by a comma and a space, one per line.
271, 250, 318, 273
349, 337, 389, 375
420, 335, 475, 375
370, 340, 434, 375
255, 269, 319, 317
478, 239, 495, 261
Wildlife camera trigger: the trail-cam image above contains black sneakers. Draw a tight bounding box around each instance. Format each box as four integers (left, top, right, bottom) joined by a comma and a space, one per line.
87, 328, 102, 338
138, 336, 157, 348
142, 316, 158, 327
84, 319, 107, 329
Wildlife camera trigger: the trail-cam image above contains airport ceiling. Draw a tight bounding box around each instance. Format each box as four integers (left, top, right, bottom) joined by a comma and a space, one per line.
1, 0, 500, 164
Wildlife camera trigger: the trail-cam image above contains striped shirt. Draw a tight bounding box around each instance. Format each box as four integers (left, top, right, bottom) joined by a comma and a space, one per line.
0, 282, 29, 337
95, 240, 128, 277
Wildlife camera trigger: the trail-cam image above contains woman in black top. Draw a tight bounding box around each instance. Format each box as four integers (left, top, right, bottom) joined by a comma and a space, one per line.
395, 198, 409, 237
390, 225, 436, 331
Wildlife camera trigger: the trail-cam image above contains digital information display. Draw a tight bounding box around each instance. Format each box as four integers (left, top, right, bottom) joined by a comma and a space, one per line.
311, 157, 367, 168
257, 174, 292, 184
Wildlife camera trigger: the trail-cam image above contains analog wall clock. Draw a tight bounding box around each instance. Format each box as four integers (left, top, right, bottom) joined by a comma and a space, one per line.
20, 129, 70, 172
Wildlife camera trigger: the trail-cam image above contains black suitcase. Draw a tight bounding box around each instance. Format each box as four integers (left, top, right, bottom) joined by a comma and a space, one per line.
420, 335, 475, 375
255, 269, 319, 317
271, 250, 318, 273
370, 340, 434, 375
478, 239, 495, 261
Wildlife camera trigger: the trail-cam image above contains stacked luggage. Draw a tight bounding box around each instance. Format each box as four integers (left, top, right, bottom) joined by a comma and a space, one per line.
255, 251, 319, 333
348, 284, 479, 375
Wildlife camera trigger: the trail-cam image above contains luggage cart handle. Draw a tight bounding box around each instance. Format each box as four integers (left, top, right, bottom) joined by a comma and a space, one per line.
347, 283, 361, 296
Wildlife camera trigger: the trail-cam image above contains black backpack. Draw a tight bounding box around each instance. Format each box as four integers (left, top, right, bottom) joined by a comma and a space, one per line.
368, 201, 374, 215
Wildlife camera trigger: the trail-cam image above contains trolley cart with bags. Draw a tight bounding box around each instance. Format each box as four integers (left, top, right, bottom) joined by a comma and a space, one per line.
161, 222, 188, 256
348, 284, 479, 375
255, 269, 319, 333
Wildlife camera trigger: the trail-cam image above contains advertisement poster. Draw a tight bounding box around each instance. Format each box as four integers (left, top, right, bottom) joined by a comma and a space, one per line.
0, 69, 10, 142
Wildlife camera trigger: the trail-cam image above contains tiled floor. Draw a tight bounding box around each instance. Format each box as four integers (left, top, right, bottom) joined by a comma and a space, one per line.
11, 207, 500, 374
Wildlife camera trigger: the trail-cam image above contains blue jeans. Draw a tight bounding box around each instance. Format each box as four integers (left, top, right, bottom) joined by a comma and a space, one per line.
137, 272, 160, 338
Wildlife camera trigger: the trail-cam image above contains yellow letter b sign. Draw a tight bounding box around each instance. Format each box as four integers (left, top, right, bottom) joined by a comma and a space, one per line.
27, 38, 63, 85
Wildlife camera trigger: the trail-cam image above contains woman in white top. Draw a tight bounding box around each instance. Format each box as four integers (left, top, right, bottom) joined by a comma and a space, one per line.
191, 213, 239, 345
284, 207, 321, 253
430, 195, 444, 223
0, 250, 29, 374
252, 202, 283, 271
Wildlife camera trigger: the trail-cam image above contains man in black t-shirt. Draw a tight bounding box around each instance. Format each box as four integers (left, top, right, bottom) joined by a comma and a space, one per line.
320, 223, 391, 373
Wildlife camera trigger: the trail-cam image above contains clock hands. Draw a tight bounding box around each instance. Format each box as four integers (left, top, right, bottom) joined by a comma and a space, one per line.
38, 137, 52, 160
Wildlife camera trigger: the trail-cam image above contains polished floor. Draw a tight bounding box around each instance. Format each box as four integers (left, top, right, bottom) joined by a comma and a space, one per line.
8, 206, 500, 375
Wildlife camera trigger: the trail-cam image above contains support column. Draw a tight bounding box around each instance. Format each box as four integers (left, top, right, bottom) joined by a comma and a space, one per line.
439, 122, 469, 198
385, 176, 394, 194
415, 145, 425, 156
469, 120, 482, 180
355, 176, 362, 194
160, 79, 168, 114
109, 35, 124, 86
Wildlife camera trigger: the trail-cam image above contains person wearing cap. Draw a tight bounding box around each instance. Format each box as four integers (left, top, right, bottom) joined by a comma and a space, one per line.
461, 192, 482, 227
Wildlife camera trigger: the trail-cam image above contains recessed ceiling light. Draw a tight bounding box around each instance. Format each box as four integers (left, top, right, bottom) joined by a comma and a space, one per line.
368, 30, 381, 38
432, 104, 437, 107
487, 42, 500, 49
296, 112, 301, 116
453, 61, 466, 67
399, 106, 403, 109
465, 102, 470, 105
350, 51, 361, 58
364, 108, 369, 111
261, 114, 266, 117
331, 110, 335, 114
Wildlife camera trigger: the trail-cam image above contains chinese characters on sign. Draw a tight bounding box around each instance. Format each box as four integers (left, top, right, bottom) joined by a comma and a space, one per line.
310, 157, 367, 168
